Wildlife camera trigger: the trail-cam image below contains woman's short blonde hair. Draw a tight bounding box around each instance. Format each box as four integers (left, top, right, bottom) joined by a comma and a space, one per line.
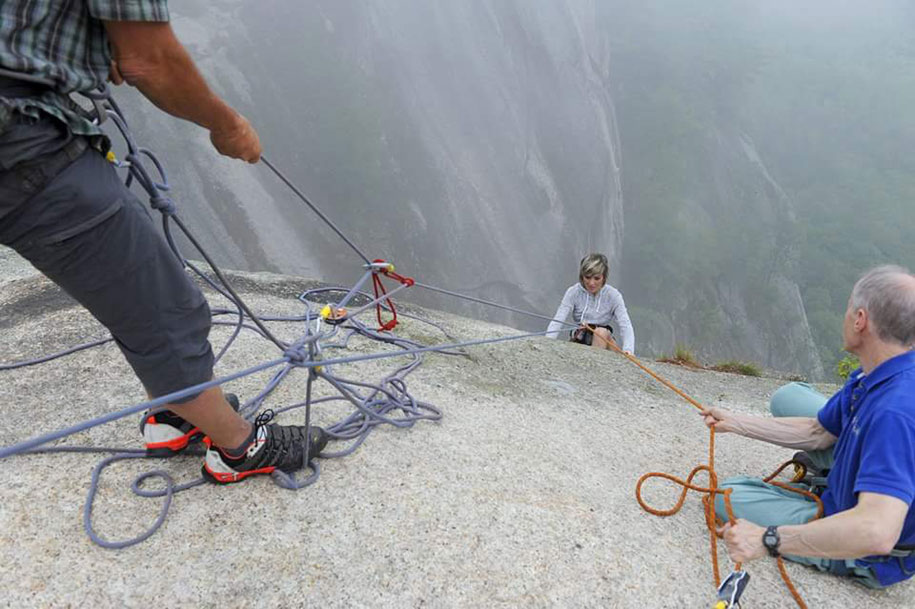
579, 253, 609, 286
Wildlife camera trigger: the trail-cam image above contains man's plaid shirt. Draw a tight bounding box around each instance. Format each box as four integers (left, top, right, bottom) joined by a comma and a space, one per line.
0, 0, 169, 137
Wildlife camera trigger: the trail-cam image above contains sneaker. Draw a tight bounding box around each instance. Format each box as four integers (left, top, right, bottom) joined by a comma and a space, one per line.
143, 393, 240, 457
202, 410, 328, 484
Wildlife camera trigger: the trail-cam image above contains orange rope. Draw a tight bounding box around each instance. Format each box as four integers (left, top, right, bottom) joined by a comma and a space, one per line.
583, 323, 822, 607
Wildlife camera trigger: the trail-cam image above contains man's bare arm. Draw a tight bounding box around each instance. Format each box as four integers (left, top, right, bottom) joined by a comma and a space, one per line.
103, 20, 260, 162
701, 407, 837, 451
781, 492, 909, 558
723, 492, 909, 561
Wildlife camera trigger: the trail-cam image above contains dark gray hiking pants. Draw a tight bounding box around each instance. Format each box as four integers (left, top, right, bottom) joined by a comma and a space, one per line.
0, 111, 214, 401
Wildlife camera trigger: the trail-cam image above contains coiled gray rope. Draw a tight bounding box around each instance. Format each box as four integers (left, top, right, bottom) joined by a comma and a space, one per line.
0, 83, 584, 549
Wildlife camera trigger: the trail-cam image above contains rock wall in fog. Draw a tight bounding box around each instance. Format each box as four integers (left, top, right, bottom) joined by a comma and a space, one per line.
108, 0, 822, 377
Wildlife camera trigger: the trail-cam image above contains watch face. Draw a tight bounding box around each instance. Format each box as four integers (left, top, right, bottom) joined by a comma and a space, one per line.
763, 527, 779, 555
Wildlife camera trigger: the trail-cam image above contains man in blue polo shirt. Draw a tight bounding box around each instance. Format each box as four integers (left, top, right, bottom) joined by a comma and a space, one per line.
701, 265, 915, 588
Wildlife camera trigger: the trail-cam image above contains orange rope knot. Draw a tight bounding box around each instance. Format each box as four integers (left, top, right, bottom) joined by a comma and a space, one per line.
606, 329, 823, 608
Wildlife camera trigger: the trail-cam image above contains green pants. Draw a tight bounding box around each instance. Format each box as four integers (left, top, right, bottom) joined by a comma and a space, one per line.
714, 382, 881, 588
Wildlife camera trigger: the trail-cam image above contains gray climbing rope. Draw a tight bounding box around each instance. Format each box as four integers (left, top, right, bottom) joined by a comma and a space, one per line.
0, 83, 583, 549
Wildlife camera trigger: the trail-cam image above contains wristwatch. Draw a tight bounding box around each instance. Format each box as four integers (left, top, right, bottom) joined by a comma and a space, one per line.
763, 526, 780, 557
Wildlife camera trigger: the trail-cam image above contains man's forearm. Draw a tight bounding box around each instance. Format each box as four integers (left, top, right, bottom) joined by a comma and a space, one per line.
779, 503, 898, 558
724, 413, 835, 451
106, 22, 240, 135
125, 47, 237, 132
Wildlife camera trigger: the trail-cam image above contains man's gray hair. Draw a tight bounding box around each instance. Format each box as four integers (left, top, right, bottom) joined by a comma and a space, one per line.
849, 265, 915, 346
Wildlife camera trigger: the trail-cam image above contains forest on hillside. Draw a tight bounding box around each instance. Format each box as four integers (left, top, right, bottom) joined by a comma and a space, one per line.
603, 0, 915, 377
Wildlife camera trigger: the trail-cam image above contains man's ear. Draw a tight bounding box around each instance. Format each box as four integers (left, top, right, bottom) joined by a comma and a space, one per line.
854, 308, 868, 332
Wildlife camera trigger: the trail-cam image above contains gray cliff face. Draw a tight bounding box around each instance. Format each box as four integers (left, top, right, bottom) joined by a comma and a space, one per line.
112, 0, 624, 328
714, 132, 823, 378
631, 127, 824, 378
106, 1, 822, 377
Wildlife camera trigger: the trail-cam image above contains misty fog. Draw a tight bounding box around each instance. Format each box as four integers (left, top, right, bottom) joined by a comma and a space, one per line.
108, 0, 915, 380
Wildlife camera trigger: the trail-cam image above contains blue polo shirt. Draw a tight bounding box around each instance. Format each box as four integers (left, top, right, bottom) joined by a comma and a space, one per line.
817, 351, 915, 586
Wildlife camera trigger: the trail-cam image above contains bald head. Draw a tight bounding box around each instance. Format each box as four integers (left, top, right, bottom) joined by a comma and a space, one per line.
849, 265, 915, 347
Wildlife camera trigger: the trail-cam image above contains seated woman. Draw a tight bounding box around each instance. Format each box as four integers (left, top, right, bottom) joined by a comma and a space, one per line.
546, 253, 635, 355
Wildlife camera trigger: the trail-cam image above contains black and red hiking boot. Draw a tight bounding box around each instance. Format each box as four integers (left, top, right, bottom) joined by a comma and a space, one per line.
202, 410, 328, 484
143, 393, 240, 457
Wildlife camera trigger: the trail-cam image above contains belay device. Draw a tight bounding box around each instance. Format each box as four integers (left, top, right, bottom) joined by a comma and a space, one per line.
714, 570, 750, 608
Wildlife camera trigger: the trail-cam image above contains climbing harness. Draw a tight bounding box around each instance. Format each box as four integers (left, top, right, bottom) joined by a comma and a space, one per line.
788, 451, 829, 495
583, 324, 822, 608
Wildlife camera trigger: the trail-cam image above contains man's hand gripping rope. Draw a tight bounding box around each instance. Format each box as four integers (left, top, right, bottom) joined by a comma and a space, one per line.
582, 323, 823, 608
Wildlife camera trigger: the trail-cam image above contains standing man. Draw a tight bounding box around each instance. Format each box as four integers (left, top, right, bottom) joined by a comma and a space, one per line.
701, 265, 915, 588
0, 1, 326, 483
